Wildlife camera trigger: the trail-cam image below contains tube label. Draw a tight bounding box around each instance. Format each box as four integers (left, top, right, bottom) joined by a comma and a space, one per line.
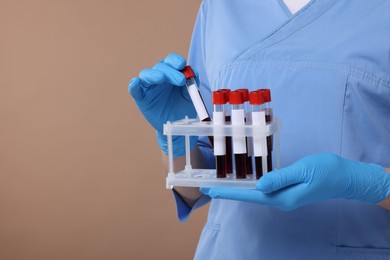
252, 111, 267, 157
231, 109, 246, 154
187, 83, 209, 121
213, 111, 226, 155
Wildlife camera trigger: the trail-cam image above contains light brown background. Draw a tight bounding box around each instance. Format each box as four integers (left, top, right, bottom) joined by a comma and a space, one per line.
0, 1, 207, 259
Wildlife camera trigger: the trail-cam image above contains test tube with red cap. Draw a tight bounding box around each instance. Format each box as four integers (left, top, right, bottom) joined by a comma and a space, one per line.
258, 89, 273, 122
218, 89, 233, 174
258, 89, 273, 171
181, 66, 211, 122
236, 88, 253, 175
181, 66, 213, 145
230, 90, 247, 179
212, 91, 227, 178
250, 91, 267, 179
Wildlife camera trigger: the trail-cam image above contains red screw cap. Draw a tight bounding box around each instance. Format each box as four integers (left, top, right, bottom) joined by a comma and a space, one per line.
181, 66, 195, 79
229, 91, 244, 105
212, 91, 227, 105
236, 89, 249, 102
258, 89, 271, 102
218, 89, 231, 103
249, 91, 265, 105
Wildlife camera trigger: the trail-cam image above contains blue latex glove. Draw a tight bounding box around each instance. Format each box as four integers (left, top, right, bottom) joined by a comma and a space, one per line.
201, 153, 390, 211
128, 53, 198, 157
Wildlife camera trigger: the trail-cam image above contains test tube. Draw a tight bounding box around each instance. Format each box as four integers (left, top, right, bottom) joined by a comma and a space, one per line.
237, 88, 253, 175
230, 91, 247, 179
212, 91, 227, 178
218, 89, 233, 174
249, 91, 267, 179
258, 89, 273, 171
181, 66, 211, 122
181, 66, 213, 145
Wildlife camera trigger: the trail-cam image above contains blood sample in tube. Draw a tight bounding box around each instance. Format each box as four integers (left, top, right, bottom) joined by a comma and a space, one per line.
250, 91, 266, 179
237, 89, 253, 175
234, 154, 247, 179
230, 91, 247, 179
258, 89, 273, 171
181, 66, 211, 122
181, 66, 213, 144
218, 89, 233, 174
212, 91, 227, 178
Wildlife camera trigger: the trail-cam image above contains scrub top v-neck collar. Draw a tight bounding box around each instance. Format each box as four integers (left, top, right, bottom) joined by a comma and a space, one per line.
278, 0, 295, 16
232, 0, 339, 63
280, 0, 312, 16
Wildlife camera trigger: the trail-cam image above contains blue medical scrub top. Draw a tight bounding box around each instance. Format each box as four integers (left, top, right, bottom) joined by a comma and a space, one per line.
173, 0, 390, 258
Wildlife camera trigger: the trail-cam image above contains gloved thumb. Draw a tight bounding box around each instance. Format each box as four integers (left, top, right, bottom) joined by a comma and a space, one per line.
256, 166, 304, 193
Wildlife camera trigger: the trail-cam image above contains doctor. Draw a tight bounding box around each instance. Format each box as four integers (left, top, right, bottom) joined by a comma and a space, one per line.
129, 0, 390, 258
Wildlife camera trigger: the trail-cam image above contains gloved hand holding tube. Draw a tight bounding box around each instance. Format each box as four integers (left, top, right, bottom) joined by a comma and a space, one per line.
201, 153, 390, 211
128, 53, 198, 157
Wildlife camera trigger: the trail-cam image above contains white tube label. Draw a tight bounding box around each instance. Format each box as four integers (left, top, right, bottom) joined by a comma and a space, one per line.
213, 111, 225, 155
252, 111, 267, 156
231, 109, 246, 154
187, 83, 209, 121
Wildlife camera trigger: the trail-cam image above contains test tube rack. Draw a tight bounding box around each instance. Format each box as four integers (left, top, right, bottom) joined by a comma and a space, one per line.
164, 117, 281, 189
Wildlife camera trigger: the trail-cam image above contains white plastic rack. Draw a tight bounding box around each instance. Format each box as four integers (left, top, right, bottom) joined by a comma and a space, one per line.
164, 117, 281, 189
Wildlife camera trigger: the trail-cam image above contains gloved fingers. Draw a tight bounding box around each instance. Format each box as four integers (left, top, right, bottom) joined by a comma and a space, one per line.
261, 183, 313, 211
130, 69, 167, 102
138, 68, 166, 87
153, 62, 186, 86
128, 77, 144, 100
200, 184, 311, 211
200, 187, 268, 205
163, 53, 186, 70
256, 166, 305, 193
